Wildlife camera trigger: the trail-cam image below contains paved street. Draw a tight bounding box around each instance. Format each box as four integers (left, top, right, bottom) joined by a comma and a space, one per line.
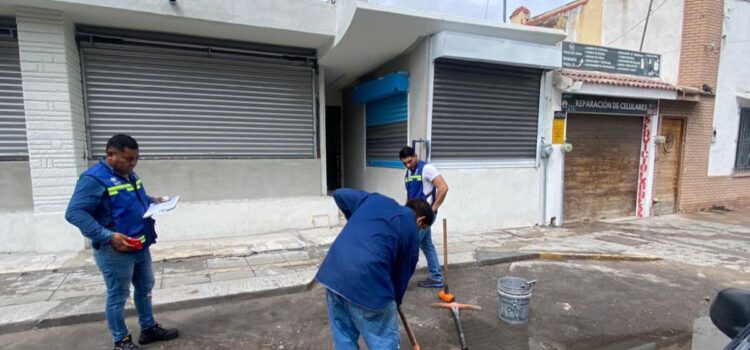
0, 208, 748, 349
0, 259, 744, 349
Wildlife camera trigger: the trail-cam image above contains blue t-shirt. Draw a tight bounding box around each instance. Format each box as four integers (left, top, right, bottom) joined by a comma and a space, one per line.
315, 188, 420, 311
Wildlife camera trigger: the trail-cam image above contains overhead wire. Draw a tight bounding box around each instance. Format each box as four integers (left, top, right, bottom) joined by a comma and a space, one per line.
604, 0, 673, 46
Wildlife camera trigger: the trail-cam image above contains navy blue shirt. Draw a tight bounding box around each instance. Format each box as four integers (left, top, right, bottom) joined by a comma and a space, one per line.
315, 188, 420, 311
64, 160, 152, 248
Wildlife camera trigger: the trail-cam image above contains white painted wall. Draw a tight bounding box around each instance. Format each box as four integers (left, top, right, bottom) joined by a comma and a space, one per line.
365, 168, 405, 201
365, 0, 535, 23
145, 197, 340, 242
0, 161, 33, 212
123, 160, 324, 202
342, 89, 366, 189
1, 0, 335, 50
436, 167, 542, 233
708, 0, 750, 176
17, 7, 88, 214
600, 0, 684, 85
430, 31, 561, 70
543, 73, 565, 226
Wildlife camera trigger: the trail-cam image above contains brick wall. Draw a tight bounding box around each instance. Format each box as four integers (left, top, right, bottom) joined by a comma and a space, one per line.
659, 0, 750, 212
16, 7, 87, 213
676, 0, 723, 88
661, 99, 750, 212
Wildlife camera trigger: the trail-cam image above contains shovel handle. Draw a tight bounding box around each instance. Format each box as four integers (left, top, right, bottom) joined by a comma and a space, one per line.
397, 305, 420, 350
443, 218, 448, 286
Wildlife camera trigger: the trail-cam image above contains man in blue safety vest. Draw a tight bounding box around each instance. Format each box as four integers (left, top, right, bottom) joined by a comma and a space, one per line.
399, 146, 450, 288
65, 134, 179, 350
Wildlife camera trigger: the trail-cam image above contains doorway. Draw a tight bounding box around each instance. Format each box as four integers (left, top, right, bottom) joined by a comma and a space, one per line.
325, 106, 342, 192
653, 118, 685, 215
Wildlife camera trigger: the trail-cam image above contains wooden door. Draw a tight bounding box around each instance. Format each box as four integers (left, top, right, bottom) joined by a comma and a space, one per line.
653, 118, 684, 215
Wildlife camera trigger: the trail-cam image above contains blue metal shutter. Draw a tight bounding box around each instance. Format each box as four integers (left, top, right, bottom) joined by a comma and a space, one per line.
366, 94, 407, 167
431, 59, 542, 160
0, 26, 27, 160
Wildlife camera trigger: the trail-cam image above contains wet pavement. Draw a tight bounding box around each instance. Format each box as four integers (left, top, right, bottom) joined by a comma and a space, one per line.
0, 207, 749, 348
0, 258, 744, 350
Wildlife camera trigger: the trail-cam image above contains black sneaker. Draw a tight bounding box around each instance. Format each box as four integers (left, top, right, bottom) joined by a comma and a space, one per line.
417, 278, 444, 288
138, 323, 180, 345
114, 335, 140, 350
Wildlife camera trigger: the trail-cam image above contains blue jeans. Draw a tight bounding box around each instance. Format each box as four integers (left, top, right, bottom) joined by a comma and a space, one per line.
93, 244, 156, 343
419, 227, 443, 282
325, 289, 399, 349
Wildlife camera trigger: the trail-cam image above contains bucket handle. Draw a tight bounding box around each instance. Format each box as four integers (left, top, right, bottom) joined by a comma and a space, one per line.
522, 280, 537, 289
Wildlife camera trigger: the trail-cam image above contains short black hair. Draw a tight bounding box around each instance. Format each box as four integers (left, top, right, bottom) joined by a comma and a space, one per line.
106, 134, 139, 152
399, 146, 416, 159
405, 199, 435, 227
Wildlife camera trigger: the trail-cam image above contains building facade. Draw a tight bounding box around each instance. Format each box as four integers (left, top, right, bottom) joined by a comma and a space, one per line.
516, 0, 750, 223
0, 0, 566, 252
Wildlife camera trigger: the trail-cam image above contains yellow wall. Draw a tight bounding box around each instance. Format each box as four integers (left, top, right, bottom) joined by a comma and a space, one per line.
574, 0, 603, 45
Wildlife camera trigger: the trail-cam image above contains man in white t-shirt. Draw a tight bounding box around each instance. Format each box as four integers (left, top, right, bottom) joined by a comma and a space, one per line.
399, 146, 449, 288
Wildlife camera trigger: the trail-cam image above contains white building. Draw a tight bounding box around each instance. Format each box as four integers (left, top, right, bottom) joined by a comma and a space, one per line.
0, 0, 565, 253
709, 0, 750, 177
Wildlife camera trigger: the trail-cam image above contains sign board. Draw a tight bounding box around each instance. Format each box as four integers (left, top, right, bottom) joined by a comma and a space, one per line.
562, 41, 661, 78
552, 114, 566, 145
562, 94, 658, 116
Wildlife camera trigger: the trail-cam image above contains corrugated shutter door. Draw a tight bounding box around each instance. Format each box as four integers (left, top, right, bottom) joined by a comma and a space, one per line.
366, 94, 407, 166
564, 114, 642, 221
432, 59, 542, 160
80, 42, 315, 159
0, 35, 28, 159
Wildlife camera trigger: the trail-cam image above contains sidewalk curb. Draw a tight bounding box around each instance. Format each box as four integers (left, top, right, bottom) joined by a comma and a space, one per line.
0, 250, 661, 335
536, 252, 662, 262
1, 281, 316, 336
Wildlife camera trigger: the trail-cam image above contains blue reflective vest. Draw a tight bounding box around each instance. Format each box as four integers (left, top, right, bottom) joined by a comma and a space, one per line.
81, 161, 155, 246
404, 160, 435, 204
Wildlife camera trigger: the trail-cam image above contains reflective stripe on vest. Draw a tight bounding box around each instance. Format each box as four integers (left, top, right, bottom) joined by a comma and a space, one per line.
81, 161, 149, 237
405, 160, 434, 203
107, 179, 143, 196
404, 175, 422, 183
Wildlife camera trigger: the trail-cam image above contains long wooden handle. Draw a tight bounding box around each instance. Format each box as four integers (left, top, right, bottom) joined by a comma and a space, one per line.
397, 305, 420, 350
443, 218, 448, 286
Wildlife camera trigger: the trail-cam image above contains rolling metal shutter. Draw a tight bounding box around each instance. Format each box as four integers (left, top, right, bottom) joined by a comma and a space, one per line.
564, 114, 642, 221
80, 40, 315, 159
431, 59, 542, 160
0, 27, 28, 160
366, 94, 407, 166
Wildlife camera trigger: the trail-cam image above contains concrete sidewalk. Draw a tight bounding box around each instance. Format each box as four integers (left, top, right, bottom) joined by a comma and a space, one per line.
1, 209, 749, 334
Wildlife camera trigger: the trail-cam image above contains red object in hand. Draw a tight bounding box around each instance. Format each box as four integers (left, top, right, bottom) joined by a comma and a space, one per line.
126, 237, 143, 250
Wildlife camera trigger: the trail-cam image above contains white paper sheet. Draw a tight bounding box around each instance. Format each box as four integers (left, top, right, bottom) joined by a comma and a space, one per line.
143, 196, 180, 218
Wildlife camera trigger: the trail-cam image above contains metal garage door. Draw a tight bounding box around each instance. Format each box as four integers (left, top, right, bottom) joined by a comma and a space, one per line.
0, 25, 27, 159
366, 94, 408, 166
431, 59, 542, 160
564, 114, 643, 221
79, 37, 316, 159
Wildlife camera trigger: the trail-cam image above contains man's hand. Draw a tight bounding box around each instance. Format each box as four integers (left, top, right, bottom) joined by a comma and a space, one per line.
152, 196, 169, 204
111, 232, 135, 252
